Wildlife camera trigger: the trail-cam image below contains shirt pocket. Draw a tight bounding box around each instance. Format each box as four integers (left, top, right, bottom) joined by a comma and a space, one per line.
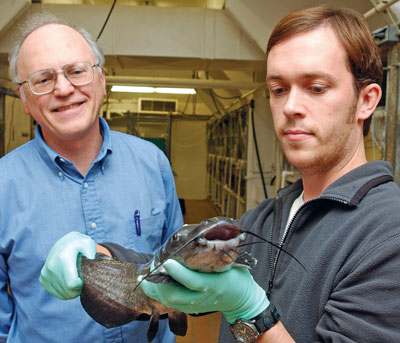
127, 213, 165, 254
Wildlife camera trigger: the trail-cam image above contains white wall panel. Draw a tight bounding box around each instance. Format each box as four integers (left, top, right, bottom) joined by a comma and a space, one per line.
0, 4, 265, 62
0, 0, 31, 36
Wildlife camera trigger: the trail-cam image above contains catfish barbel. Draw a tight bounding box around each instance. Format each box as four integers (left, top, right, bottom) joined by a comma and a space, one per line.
78, 217, 304, 342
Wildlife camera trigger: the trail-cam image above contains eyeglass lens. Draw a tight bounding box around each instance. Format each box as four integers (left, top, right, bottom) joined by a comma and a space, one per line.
28, 62, 94, 94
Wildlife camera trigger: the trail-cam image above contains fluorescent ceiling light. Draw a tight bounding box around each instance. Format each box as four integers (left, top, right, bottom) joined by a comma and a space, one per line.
111, 85, 196, 94
111, 85, 154, 93
155, 87, 196, 94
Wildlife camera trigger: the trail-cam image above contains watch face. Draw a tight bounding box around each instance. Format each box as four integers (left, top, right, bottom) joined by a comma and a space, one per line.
232, 322, 258, 343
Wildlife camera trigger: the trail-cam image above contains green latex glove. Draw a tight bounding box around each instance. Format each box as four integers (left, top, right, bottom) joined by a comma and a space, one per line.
39, 232, 96, 300
141, 259, 270, 323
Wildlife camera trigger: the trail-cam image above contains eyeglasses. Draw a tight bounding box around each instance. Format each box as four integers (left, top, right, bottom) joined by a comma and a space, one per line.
18, 61, 99, 95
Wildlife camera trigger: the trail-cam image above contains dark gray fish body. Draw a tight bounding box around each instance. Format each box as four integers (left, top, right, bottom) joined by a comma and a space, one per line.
79, 257, 169, 327
78, 217, 256, 342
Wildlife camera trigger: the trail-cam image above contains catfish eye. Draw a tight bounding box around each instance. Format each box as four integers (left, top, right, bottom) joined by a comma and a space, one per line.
172, 233, 180, 242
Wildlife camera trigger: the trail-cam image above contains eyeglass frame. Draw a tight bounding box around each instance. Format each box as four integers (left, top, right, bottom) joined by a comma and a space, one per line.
17, 61, 100, 95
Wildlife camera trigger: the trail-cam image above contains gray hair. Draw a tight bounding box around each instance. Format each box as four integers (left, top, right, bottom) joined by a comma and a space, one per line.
8, 11, 105, 87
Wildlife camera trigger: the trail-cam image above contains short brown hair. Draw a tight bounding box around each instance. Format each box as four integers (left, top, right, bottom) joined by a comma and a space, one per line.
267, 6, 383, 136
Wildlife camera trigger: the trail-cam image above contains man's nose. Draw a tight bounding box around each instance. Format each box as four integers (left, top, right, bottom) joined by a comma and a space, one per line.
283, 88, 306, 118
53, 72, 75, 95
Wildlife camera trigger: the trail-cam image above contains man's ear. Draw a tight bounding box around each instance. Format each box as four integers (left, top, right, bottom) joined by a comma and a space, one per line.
17, 87, 32, 116
100, 67, 106, 97
357, 83, 382, 121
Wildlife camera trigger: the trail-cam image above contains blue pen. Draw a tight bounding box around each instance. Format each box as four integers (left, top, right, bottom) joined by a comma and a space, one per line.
134, 210, 141, 236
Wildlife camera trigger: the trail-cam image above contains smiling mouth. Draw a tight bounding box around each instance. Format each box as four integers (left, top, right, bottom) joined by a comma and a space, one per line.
54, 103, 83, 112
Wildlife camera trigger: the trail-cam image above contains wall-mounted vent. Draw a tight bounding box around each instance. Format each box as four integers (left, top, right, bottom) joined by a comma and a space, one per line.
139, 98, 178, 114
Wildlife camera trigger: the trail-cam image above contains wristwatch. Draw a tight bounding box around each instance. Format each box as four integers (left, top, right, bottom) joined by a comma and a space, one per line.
230, 304, 280, 343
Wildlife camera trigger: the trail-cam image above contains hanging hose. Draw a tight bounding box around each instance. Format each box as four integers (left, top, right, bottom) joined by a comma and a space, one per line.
96, 0, 118, 42
250, 99, 268, 199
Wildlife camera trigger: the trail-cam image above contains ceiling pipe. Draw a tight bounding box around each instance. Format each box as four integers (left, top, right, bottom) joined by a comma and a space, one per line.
364, 0, 400, 19
224, 83, 266, 112
106, 75, 264, 90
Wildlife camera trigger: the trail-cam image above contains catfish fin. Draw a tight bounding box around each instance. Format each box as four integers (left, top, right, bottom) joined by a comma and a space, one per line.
80, 284, 140, 328
147, 312, 160, 342
168, 311, 187, 336
233, 251, 257, 269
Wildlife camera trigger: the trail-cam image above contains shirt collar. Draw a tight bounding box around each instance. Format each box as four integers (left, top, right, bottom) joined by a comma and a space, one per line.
96, 116, 113, 163
34, 116, 113, 174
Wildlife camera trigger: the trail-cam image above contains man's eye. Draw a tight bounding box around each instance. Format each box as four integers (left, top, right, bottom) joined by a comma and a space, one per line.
271, 88, 286, 96
32, 74, 53, 86
67, 68, 85, 77
309, 86, 326, 94
37, 78, 50, 84
71, 69, 84, 75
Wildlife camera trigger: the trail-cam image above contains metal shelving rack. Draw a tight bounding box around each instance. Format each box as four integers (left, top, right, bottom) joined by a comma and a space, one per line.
207, 105, 248, 218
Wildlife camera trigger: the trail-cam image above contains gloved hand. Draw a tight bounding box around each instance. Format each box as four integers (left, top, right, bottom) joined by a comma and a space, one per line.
39, 232, 96, 300
140, 259, 270, 323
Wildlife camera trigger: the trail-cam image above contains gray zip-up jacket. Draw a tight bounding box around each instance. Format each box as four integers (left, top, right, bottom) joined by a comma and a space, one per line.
105, 161, 400, 342
218, 161, 400, 342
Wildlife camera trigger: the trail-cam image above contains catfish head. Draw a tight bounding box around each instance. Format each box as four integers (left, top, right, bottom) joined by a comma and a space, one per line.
154, 217, 254, 273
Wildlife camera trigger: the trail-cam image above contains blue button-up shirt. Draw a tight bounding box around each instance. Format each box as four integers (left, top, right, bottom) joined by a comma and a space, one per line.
0, 117, 183, 343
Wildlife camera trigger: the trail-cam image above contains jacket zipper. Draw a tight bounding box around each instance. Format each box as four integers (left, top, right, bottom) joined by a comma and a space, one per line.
268, 196, 348, 296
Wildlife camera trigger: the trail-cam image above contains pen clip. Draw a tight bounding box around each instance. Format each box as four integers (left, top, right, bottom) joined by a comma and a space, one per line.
134, 210, 141, 236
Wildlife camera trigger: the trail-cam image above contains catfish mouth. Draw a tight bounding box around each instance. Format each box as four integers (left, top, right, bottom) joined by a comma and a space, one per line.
196, 224, 246, 250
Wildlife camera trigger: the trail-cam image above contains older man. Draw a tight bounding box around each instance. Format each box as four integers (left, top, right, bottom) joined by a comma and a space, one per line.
0, 12, 183, 343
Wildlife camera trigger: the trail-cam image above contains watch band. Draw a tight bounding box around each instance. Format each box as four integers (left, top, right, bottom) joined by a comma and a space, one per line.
252, 303, 280, 333
230, 303, 280, 343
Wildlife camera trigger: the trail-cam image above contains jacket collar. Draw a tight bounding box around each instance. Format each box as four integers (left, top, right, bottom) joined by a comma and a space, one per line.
277, 161, 393, 206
